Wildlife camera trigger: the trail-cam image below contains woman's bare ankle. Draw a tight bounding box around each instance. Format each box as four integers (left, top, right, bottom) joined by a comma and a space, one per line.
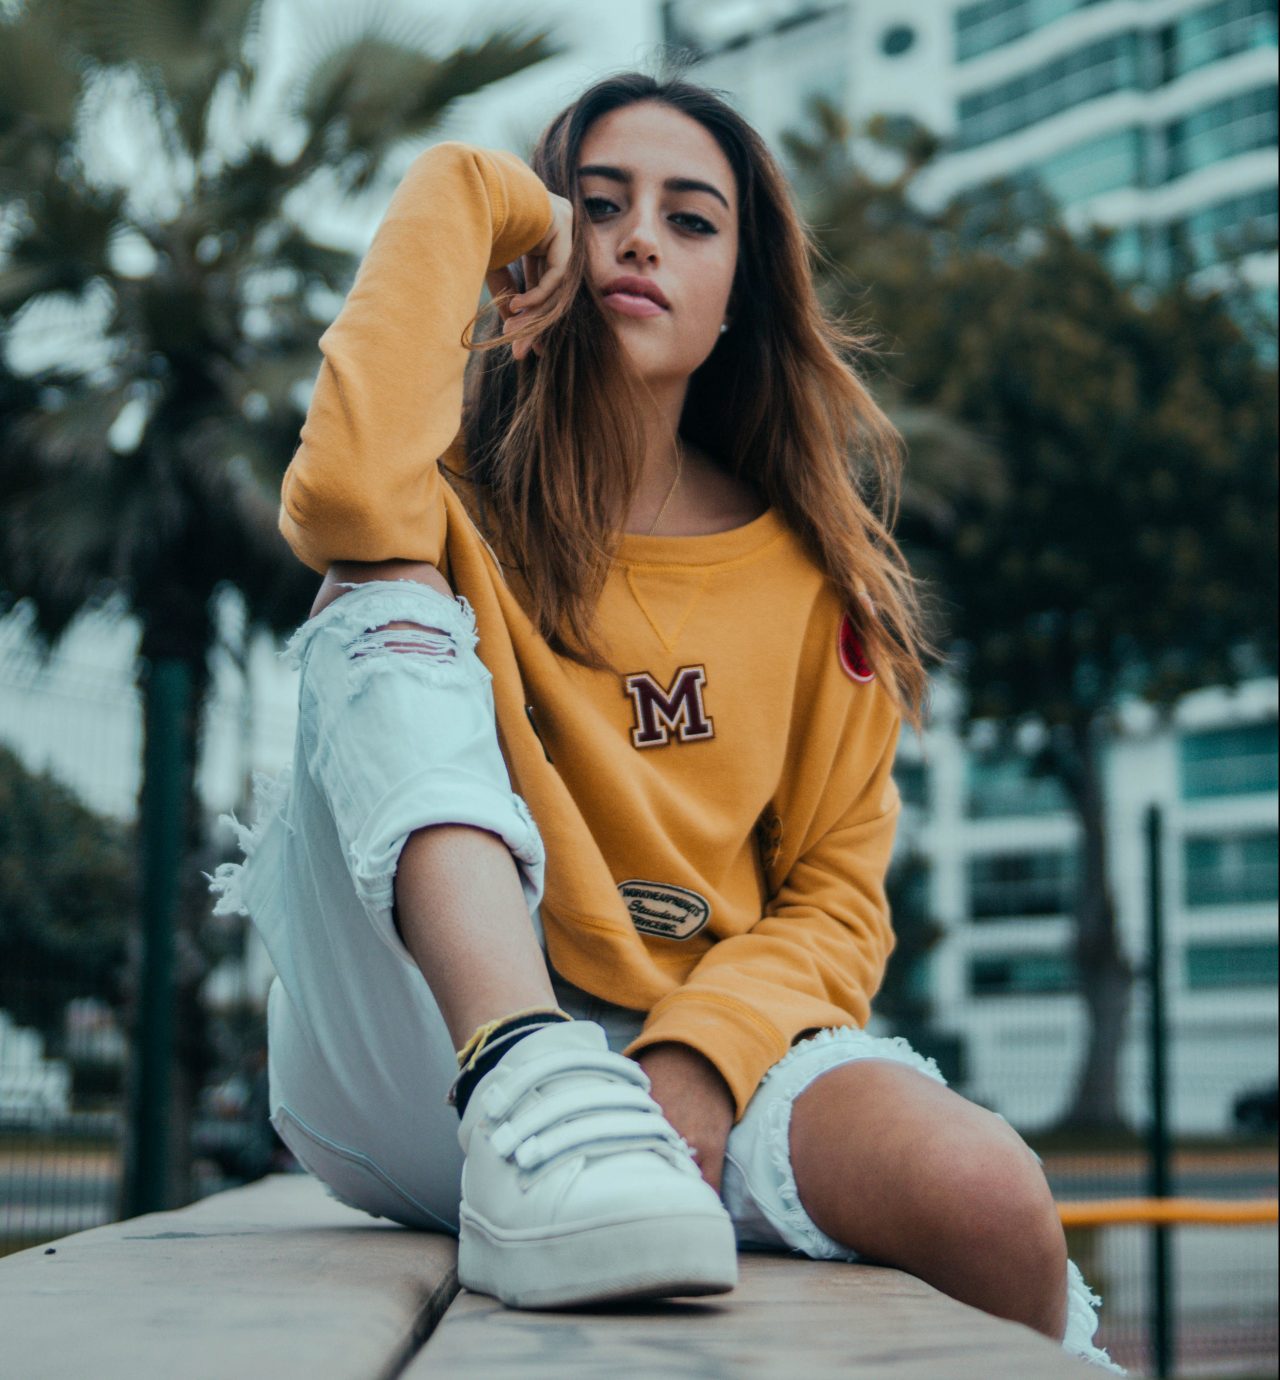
393, 822, 556, 1046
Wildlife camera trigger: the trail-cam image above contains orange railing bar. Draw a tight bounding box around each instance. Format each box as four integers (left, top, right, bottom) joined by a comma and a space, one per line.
1058, 1198, 1279, 1228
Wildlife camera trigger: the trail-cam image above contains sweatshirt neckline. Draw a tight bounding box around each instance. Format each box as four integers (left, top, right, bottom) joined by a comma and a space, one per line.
614, 506, 785, 567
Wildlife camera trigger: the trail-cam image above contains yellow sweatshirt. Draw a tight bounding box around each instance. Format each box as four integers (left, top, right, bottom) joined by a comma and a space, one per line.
278, 141, 903, 1118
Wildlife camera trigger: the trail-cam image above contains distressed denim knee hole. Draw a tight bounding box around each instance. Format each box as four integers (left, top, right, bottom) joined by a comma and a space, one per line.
282, 582, 491, 703
339, 621, 490, 701
347, 623, 458, 660
282, 580, 481, 671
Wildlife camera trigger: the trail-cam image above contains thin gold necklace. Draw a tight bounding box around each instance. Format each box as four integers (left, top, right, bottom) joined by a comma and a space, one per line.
645, 442, 685, 536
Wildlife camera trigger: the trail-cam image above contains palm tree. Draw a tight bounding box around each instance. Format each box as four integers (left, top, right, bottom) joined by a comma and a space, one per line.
0, 0, 561, 1211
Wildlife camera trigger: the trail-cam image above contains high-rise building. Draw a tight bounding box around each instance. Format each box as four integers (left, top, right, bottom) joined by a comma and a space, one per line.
668, 1, 1277, 342
927, 0, 1277, 334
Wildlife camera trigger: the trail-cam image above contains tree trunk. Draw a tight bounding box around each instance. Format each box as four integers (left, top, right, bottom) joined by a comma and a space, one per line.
1055, 715, 1136, 1134
119, 595, 214, 1217
118, 655, 190, 1215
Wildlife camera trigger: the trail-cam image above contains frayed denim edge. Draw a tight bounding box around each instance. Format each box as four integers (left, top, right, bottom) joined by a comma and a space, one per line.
204, 766, 294, 918
1064, 1258, 1129, 1373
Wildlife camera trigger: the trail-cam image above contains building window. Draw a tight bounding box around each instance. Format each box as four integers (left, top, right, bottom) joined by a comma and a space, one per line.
882, 24, 917, 57
893, 854, 934, 918
1037, 125, 1145, 204
1180, 722, 1279, 798
1169, 184, 1279, 270
1165, 0, 1279, 83
970, 950, 1078, 995
956, 0, 1095, 63
1166, 85, 1278, 180
956, 32, 1141, 146
957, 0, 1032, 63
1184, 831, 1279, 907
969, 849, 1077, 919
1185, 939, 1279, 989
895, 758, 929, 810
1101, 224, 1147, 279
967, 751, 1070, 818
956, 0, 1277, 77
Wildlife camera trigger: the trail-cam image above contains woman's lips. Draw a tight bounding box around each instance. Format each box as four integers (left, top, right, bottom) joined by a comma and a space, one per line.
603, 292, 668, 318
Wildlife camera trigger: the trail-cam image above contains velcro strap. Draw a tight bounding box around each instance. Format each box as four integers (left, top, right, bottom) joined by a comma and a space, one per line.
512, 1110, 684, 1172
488, 1085, 659, 1160
480, 1050, 650, 1121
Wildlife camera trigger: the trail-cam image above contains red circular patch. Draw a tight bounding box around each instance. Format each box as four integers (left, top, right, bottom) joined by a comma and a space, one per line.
838, 613, 875, 683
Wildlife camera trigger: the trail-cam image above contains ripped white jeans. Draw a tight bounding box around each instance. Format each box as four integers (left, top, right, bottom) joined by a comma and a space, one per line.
208, 578, 1122, 1373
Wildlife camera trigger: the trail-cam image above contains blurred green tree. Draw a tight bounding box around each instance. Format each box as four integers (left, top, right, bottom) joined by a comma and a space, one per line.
788, 102, 1279, 1133
0, 0, 560, 1202
0, 744, 134, 1044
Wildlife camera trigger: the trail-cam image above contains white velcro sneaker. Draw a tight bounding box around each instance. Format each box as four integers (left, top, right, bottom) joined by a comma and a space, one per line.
455, 1020, 738, 1309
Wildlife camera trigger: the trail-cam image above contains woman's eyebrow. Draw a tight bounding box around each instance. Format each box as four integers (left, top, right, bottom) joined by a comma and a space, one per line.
577, 163, 730, 212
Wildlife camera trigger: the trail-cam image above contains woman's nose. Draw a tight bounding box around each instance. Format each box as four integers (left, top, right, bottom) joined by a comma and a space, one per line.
617, 211, 660, 264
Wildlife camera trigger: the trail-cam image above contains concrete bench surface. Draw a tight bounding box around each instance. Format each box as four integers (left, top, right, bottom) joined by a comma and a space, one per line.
1, 1173, 1099, 1379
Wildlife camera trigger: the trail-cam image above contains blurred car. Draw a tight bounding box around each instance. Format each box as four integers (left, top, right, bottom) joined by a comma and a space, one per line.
1232, 1079, 1278, 1135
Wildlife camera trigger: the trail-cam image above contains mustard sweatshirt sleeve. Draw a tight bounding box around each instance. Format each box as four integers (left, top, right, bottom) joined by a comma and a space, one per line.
625, 690, 903, 1121
277, 142, 554, 573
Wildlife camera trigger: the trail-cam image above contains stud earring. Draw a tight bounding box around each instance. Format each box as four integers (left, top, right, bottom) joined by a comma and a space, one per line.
719, 322, 729, 335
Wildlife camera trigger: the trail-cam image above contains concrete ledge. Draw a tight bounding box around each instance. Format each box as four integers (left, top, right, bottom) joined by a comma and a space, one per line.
0, 1174, 456, 1380
2, 1173, 1098, 1378
413, 1252, 1096, 1379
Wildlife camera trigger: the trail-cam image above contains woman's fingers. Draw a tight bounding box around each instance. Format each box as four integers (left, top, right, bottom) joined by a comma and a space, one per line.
492, 191, 573, 358
508, 192, 573, 314
500, 311, 532, 361
509, 254, 567, 313
513, 265, 567, 315
485, 265, 521, 319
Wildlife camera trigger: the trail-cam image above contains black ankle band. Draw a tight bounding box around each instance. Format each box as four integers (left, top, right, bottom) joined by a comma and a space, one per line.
452, 1012, 573, 1118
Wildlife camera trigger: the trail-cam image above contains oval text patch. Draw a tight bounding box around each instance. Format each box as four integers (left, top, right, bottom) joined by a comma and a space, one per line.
618, 879, 711, 940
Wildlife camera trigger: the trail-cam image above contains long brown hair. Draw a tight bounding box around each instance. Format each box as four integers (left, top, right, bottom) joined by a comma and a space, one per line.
458, 71, 935, 732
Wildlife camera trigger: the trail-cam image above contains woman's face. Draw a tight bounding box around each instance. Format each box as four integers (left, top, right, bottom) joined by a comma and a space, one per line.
576, 101, 739, 388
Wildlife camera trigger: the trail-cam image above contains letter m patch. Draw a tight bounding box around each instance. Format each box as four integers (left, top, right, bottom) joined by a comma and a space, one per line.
623, 665, 715, 749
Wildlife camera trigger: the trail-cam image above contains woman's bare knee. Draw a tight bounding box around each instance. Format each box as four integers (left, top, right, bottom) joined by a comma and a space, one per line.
943, 1135, 1068, 1338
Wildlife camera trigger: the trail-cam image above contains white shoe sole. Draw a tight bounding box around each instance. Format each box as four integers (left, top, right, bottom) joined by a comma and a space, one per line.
457, 1205, 739, 1309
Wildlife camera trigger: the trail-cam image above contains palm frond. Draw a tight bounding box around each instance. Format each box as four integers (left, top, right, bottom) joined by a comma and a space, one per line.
195, 144, 297, 239
291, 13, 561, 190
49, 0, 265, 161
0, 8, 81, 156
0, 178, 125, 318
259, 227, 354, 291
49, 0, 263, 78
3, 379, 125, 475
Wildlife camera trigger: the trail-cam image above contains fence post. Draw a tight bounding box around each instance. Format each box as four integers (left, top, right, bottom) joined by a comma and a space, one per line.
121, 656, 190, 1217
1145, 803, 1174, 1379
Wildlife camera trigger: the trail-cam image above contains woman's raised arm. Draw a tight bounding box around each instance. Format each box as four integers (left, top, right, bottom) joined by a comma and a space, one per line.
278, 142, 555, 576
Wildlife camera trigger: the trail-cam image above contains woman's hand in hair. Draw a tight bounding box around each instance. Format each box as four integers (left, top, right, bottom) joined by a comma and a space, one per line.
485, 191, 573, 361
635, 1042, 735, 1196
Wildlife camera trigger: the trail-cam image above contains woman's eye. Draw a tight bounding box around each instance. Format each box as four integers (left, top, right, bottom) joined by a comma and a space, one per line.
672, 213, 716, 235
582, 197, 716, 236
